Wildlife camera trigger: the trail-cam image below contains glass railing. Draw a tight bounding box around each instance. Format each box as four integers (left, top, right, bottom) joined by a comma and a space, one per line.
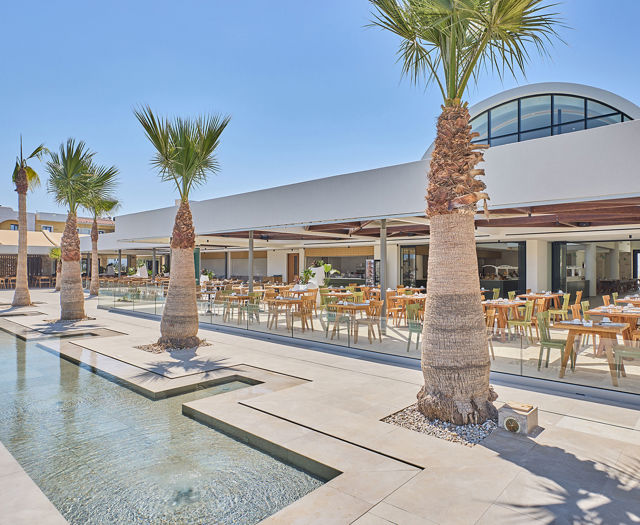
96, 285, 640, 396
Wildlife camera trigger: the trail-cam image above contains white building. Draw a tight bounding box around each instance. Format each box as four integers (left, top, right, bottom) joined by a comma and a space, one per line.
83, 82, 640, 299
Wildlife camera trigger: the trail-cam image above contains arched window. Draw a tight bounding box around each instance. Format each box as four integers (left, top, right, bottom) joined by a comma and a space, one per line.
470, 94, 632, 147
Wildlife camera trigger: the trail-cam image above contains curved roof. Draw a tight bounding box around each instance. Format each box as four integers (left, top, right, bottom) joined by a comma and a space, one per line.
422, 82, 640, 159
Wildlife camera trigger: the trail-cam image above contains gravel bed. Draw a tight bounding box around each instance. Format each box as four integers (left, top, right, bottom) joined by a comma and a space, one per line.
382, 403, 497, 447
135, 339, 211, 354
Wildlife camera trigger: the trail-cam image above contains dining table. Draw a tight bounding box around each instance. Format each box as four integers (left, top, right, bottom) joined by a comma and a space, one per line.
616, 296, 640, 307
330, 302, 370, 339
554, 320, 629, 387
586, 305, 640, 342
482, 299, 526, 341
517, 292, 562, 309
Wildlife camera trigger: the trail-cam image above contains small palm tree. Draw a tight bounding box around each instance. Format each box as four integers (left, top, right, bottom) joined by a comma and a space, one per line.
46, 139, 96, 320
134, 106, 230, 347
49, 247, 62, 291
83, 164, 119, 296
11, 138, 47, 306
369, 0, 562, 424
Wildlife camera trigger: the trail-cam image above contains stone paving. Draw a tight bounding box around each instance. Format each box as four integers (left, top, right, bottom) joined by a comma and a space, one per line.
0, 289, 639, 524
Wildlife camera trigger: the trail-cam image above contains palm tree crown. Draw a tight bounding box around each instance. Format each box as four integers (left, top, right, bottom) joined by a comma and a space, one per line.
12, 137, 47, 192
133, 106, 230, 202
46, 139, 96, 212
84, 163, 120, 218
369, 0, 563, 106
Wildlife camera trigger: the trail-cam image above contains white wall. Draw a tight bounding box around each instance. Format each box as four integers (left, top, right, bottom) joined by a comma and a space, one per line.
232, 258, 267, 276
526, 240, 550, 292
201, 258, 226, 277
267, 250, 288, 278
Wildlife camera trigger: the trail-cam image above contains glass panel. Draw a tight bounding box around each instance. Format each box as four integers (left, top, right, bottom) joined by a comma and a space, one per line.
490, 134, 518, 147
520, 127, 551, 141
623, 115, 631, 122
553, 95, 585, 124
470, 112, 488, 141
587, 99, 617, 117
587, 113, 622, 129
401, 247, 417, 287
557, 120, 585, 134
490, 101, 518, 137
520, 95, 551, 131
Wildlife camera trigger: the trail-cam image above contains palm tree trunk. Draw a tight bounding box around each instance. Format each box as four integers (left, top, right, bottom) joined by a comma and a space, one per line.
416, 104, 496, 425
12, 177, 31, 306
60, 212, 85, 320
55, 260, 61, 291
158, 200, 199, 347
89, 217, 99, 296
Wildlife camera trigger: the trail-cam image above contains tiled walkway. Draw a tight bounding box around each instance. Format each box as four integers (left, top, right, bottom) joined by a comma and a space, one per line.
1, 289, 639, 524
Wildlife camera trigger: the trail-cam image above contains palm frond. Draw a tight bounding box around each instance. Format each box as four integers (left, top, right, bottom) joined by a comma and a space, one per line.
135, 106, 230, 201
46, 139, 96, 213
82, 163, 120, 217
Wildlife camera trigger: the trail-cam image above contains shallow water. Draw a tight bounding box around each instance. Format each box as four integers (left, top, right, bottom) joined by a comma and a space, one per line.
0, 331, 322, 524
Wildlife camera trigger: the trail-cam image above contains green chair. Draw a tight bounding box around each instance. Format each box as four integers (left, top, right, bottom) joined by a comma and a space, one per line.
536, 311, 573, 371
240, 291, 262, 324
492, 288, 500, 300
613, 343, 640, 378
612, 291, 619, 304
324, 297, 350, 340
404, 289, 414, 295
406, 303, 422, 352
548, 293, 570, 321
581, 300, 597, 352
507, 301, 535, 344
350, 291, 364, 304
507, 291, 516, 300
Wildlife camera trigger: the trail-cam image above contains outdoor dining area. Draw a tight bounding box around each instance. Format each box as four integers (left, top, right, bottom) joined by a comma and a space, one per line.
97, 276, 640, 395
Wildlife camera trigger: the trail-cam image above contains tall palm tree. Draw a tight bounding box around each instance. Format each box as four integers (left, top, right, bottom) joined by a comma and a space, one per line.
11, 138, 47, 306
46, 139, 96, 320
369, 0, 562, 424
134, 106, 230, 347
84, 164, 119, 296
49, 247, 62, 291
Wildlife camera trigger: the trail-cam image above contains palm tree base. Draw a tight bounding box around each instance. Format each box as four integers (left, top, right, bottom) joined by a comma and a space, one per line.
156, 335, 202, 349
417, 382, 498, 426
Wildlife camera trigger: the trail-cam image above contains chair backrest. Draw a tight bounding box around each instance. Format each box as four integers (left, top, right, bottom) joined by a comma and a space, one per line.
534, 298, 546, 313
404, 289, 413, 295
485, 308, 496, 329
536, 311, 552, 343
603, 295, 611, 306
574, 290, 583, 306
492, 288, 500, 300
526, 289, 532, 294
367, 300, 383, 318
581, 300, 591, 321
351, 291, 364, 303
406, 303, 422, 330
507, 291, 516, 300
612, 291, 619, 303
570, 304, 581, 320
523, 301, 534, 322
561, 293, 570, 310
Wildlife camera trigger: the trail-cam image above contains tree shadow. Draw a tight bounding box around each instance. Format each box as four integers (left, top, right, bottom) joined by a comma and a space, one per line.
481, 429, 640, 523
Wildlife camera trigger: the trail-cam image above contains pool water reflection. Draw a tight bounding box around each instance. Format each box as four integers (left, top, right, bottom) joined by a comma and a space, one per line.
0, 332, 323, 524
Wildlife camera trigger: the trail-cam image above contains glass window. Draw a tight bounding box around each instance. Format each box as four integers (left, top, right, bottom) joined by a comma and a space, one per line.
587, 99, 617, 117
470, 112, 488, 141
555, 120, 585, 135
587, 113, 622, 129
520, 127, 551, 141
490, 101, 518, 137
520, 95, 551, 131
553, 95, 584, 124
10, 224, 18, 231
490, 134, 518, 147
622, 115, 631, 122
41, 225, 53, 232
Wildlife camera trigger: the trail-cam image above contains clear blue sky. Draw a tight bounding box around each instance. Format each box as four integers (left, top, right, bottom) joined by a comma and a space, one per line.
1, 0, 638, 216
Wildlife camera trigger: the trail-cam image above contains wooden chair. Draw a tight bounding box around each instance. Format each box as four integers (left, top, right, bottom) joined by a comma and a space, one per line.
386, 293, 403, 326
492, 288, 500, 300
612, 291, 619, 304
570, 303, 581, 320
354, 300, 383, 344
548, 293, 571, 321
580, 300, 598, 353
507, 291, 516, 300
290, 297, 315, 332
612, 344, 638, 378
573, 290, 583, 307
536, 311, 573, 371
602, 295, 611, 306
486, 308, 496, 360
507, 301, 535, 344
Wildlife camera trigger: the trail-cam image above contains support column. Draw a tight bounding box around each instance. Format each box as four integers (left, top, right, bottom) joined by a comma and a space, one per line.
526, 240, 550, 292
585, 243, 597, 297
226, 251, 232, 279
152, 247, 157, 279
248, 231, 254, 293
117, 249, 122, 278
609, 244, 620, 280
380, 219, 387, 333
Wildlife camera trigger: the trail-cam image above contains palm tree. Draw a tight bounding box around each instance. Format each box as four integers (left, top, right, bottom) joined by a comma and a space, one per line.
134, 106, 230, 347
46, 139, 96, 320
84, 164, 119, 296
369, 0, 562, 424
11, 138, 47, 306
49, 247, 61, 291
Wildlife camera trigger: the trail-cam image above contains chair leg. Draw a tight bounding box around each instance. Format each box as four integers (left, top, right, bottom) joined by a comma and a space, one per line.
489, 337, 495, 360
406, 332, 411, 352
537, 346, 544, 370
